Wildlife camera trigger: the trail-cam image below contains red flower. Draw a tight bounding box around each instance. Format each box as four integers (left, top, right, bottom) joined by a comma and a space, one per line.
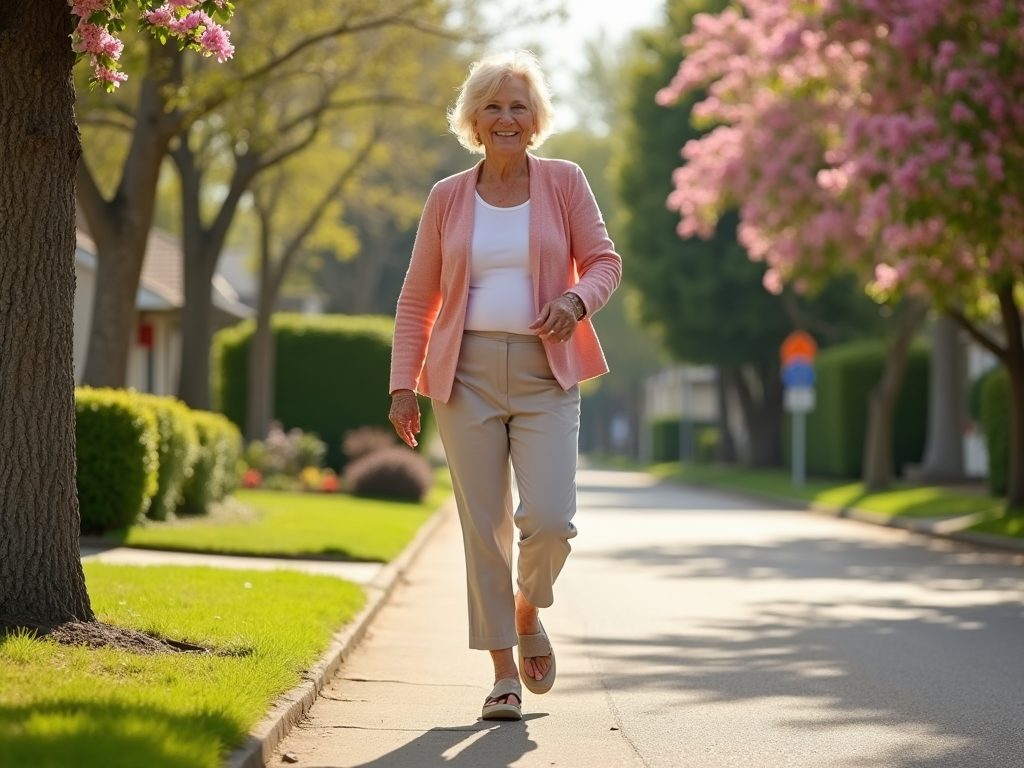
242, 468, 262, 489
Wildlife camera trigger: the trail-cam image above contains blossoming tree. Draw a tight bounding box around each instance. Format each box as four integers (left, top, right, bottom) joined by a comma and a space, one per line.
0, 0, 233, 629
657, 0, 1024, 505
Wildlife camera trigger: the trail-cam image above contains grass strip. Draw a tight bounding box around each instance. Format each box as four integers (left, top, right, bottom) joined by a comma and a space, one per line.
645, 462, 1005, 521
0, 563, 363, 768
116, 470, 452, 562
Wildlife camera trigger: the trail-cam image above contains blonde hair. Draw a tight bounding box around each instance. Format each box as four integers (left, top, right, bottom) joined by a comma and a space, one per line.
448, 50, 556, 154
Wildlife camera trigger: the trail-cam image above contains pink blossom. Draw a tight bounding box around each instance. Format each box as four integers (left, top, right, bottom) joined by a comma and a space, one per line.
95, 66, 128, 87
145, 5, 174, 27
199, 23, 234, 62
169, 10, 209, 35
872, 264, 901, 291
75, 22, 123, 59
949, 101, 973, 123
763, 269, 784, 295
69, 0, 111, 18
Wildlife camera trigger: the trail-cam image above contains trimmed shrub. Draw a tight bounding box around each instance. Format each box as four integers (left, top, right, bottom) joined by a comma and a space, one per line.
800, 339, 929, 478
650, 417, 680, 463
179, 410, 242, 514
981, 367, 1011, 496
968, 366, 1002, 424
213, 314, 433, 469
75, 387, 159, 534
342, 426, 397, 462
344, 446, 434, 502
134, 394, 200, 521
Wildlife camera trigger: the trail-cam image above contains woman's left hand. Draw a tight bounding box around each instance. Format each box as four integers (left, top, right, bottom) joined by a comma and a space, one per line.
530, 295, 579, 343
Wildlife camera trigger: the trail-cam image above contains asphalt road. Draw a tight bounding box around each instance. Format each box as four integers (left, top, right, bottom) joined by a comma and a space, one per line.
273, 468, 1024, 768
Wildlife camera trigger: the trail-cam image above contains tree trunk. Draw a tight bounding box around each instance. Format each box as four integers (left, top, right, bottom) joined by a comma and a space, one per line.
174, 139, 257, 410
246, 234, 277, 442
0, 0, 94, 624
862, 299, 929, 491
730, 362, 783, 468
997, 285, 1024, 510
917, 314, 965, 481
78, 41, 181, 389
715, 367, 738, 463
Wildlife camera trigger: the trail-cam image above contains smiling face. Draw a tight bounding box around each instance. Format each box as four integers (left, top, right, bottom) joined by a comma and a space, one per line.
473, 76, 535, 159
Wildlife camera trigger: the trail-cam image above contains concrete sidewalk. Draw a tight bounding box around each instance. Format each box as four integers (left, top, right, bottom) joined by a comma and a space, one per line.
81, 544, 383, 584
269, 505, 644, 768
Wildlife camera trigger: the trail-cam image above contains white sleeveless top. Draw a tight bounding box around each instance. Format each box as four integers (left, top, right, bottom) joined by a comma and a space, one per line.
463, 192, 535, 334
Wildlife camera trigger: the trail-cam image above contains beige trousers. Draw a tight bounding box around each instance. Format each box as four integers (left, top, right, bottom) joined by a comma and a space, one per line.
433, 331, 580, 650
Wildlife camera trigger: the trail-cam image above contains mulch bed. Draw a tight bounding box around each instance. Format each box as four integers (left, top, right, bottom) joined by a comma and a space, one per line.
1, 617, 208, 654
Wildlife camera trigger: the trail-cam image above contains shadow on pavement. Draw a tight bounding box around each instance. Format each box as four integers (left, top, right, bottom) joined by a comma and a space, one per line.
572, 533, 1023, 768
310, 714, 545, 768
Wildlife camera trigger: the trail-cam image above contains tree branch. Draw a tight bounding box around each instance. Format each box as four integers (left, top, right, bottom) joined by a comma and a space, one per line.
191, 0, 438, 120
75, 158, 112, 242
268, 129, 381, 298
946, 308, 1007, 362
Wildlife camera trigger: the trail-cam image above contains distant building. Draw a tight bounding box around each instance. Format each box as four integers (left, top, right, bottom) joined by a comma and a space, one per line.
74, 229, 253, 396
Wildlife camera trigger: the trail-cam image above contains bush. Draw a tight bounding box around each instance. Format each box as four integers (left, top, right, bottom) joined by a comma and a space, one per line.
799, 339, 929, 478
213, 314, 433, 469
245, 423, 327, 476
968, 366, 1002, 424
696, 426, 719, 464
981, 367, 1011, 496
344, 446, 434, 502
75, 388, 159, 534
134, 394, 200, 521
179, 410, 242, 514
342, 426, 397, 461
650, 417, 680, 463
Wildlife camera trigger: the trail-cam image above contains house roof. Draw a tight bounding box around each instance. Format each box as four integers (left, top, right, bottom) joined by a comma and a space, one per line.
76, 229, 253, 320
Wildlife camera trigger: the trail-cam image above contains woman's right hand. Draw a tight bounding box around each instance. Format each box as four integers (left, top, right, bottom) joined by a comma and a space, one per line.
389, 389, 421, 448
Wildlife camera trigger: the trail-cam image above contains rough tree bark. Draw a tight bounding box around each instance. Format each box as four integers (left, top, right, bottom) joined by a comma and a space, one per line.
0, 0, 94, 624
77, 42, 182, 388
861, 299, 930, 491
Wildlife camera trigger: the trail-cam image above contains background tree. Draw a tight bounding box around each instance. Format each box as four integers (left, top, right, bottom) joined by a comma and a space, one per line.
74, 0, 479, 396
615, 0, 885, 466
658, 0, 1024, 502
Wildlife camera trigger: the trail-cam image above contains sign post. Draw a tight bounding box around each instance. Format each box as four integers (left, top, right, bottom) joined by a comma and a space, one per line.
781, 331, 818, 488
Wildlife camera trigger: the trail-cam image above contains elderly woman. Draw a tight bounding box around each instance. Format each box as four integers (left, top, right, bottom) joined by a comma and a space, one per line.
388, 50, 621, 721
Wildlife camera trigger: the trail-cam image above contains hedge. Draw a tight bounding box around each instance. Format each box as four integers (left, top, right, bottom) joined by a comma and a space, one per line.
214, 314, 432, 469
179, 410, 242, 514
980, 367, 1011, 496
800, 339, 929, 478
134, 394, 200, 521
75, 388, 159, 534
649, 417, 715, 462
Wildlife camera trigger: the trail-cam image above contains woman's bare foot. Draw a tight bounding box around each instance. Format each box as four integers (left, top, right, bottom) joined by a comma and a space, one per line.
487, 649, 521, 707
514, 590, 552, 681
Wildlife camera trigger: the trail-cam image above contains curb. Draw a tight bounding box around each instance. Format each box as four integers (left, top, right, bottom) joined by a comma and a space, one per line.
665, 476, 1024, 555
221, 496, 455, 768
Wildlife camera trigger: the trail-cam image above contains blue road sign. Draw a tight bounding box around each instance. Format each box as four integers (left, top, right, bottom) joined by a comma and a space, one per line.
782, 359, 816, 388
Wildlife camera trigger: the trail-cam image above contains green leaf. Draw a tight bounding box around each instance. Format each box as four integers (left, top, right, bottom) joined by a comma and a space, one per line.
87, 10, 109, 24
109, 18, 126, 32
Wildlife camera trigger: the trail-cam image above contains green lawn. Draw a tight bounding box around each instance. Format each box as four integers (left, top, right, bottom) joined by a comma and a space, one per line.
646, 462, 1005, 521
968, 514, 1024, 539
0, 563, 364, 768
114, 471, 452, 562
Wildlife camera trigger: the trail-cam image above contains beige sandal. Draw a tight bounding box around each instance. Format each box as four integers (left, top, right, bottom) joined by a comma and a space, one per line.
481, 678, 522, 721
518, 620, 556, 695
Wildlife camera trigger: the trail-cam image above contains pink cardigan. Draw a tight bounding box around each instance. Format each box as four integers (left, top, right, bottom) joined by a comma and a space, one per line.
390, 154, 622, 403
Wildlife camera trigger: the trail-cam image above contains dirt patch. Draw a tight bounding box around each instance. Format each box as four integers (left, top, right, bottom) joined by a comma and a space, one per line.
2, 618, 209, 655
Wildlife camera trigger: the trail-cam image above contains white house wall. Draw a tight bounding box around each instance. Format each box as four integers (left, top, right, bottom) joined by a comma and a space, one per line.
73, 258, 96, 385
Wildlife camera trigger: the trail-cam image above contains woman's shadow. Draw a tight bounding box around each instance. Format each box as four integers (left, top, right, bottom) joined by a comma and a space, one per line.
310, 712, 546, 768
